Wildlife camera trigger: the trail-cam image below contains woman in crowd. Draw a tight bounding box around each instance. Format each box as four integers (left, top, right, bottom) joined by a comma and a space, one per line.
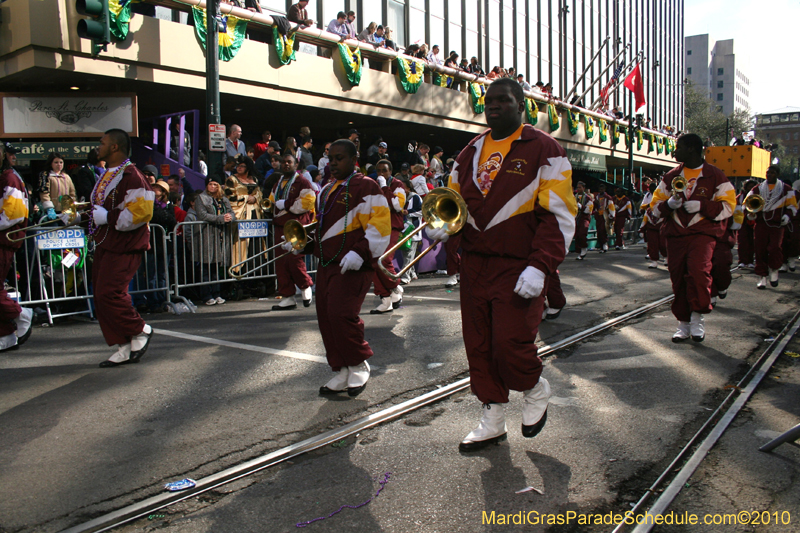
192, 179, 236, 306
37, 152, 76, 220
226, 156, 263, 276
284, 136, 298, 159
357, 22, 377, 43
486, 66, 501, 80
399, 176, 423, 285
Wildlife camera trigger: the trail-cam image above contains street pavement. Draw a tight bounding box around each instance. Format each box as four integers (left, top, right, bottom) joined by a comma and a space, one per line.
1, 245, 798, 533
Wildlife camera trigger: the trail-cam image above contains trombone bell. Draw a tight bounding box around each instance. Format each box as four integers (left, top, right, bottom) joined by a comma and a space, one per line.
227, 221, 316, 280
671, 176, 687, 194
744, 194, 765, 214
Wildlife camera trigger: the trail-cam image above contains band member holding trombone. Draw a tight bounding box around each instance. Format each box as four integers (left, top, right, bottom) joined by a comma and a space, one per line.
269, 154, 316, 310
573, 181, 593, 260
313, 140, 390, 397
370, 159, 407, 314
745, 165, 798, 289
431, 78, 576, 452
593, 183, 615, 253
612, 187, 632, 249
91, 129, 155, 367
650, 134, 735, 343
0, 143, 33, 352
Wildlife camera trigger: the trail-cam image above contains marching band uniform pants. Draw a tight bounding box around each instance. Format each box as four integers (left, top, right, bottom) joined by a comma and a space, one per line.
595, 216, 608, 247
614, 216, 628, 247
646, 227, 667, 261
92, 247, 145, 346
574, 216, 590, 250
446, 235, 461, 276
315, 263, 373, 371
274, 225, 313, 297
460, 252, 544, 404
754, 222, 784, 276
545, 271, 566, 310
737, 223, 755, 265
0, 247, 21, 336
666, 234, 715, 322
710, 240, 733, 297
782, 223, 800, 260
373, 229, 401, 297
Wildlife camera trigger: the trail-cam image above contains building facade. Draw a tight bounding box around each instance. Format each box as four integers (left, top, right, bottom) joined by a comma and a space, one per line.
755, 107, 800, 157
685, 34, 750, 117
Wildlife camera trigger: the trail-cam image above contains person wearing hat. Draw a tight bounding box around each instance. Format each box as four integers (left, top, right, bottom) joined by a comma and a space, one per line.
141, 165, 158, 185
89, 129, 156, 367
0, 143, 33, 352
367, 142, 389, 168
143, 179, 176, 312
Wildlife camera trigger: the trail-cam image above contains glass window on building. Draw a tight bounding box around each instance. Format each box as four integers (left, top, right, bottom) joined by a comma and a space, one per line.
409, 0, 425, 10
717, 68, 724, 75
450, 21, 464, 55
430, 0, 444, 17
717, 81, 723, 88
455, 0, 468, 29
516, 8, 527, 52
409, 7, 425, 45
261, 0, 288, 14
717, 93, 723, 101
490, 39, 500, 71
794, 132, 799, 141
429, 16, 445, 51
792, 114, 799, 121
323, 0, 346, 27
362, 1, 383, 28
465, 29, 479, 62
783, 115, 790, 122
687, 67, 692, 74
687, 50, 692, 55
387, 0, 406, 48
489, 0, 500, 43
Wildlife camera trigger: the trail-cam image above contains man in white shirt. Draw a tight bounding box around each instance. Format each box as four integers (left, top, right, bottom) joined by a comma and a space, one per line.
326, 12, 349, 39
427, 44, 443, 66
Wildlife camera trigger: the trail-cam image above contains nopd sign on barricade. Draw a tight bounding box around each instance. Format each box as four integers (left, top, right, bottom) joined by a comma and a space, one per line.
35, 228, 86, 250
237, 220, 269, 238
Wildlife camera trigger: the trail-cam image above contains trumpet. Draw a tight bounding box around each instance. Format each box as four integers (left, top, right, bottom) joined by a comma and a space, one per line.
7, 196, 91, 242
671, 176, 687, 196
744, 194, 765, 214
261, 197, 273, 211
228, 220, 316, 280
378, 187, 468, 281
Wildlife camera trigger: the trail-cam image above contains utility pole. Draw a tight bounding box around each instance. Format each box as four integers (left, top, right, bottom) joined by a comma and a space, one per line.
206, 0, 222, 177
627, 90, 634, 191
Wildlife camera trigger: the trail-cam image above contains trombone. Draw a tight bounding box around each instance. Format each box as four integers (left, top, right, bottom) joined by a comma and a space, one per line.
744, 194, 765, 214
7, 196, 91, 242
378, 187, 468, 281
671, 176, 687, 196
228, 219, 316, 280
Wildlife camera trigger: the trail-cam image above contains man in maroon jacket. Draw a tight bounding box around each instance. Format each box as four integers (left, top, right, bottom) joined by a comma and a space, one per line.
432, 78, 576, 452
573, 181, 593, 260
593, 184, 615, 253
613, 187, 632, 249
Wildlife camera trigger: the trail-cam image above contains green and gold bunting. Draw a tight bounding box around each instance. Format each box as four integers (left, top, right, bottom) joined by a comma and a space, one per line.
656, 136, 664, 154
636, 130, 644, 150
568, 111, 580, 135
547, 104, 560, 132
584, 115, 594, 140
432, 73, 454, 88
338, 42, 362, 85
274, 27, 296, 65
612, 124, 620, 146
191, 6, 248, 62
469, 83, 486, 113
665, 138, 673, 155
525, 98, 539, 125
109, 0, 132, 40
647, 133, 654, 153
598, 119, 608, 143
397, 57, 425, 93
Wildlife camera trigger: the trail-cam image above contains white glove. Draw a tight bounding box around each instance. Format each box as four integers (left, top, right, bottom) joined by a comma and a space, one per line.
426, 225, 450, 243
683, 200, 701, 214
667, 196, 683, 210
339, 250, 364, 274
275, 199, 286, 211
583, 204, 592, 214
92, 206, 108, 226
513, 266, 546, 299
747, 213, 757, 221
376, 176, 387, 188
57, 212, 72, 225
781, 214, 790, 226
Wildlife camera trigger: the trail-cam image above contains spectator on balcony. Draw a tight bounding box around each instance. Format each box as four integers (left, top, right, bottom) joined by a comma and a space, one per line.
298, 137, 314, 169
384, 27, 398, 51
73, 148, 103, 203
225, 124, 246, 163
518, 74, 533, 92
288, 0, 313, 27
253, 130, 271, 161
37, 152, 76, 218
428, 44, 443, 66
543, 82, 554, 98
459, 58, 470, 71
444, 51, 459, 70
357, 22, 378, 43
487, 66, 501, 80
467, 57, 483, 77
243, 0, 262, 13
170, 121, 192, 167
326, 12, 349, 40
416, 44, 429, 61
374, 25, 387, 47
345, 11, 357, 38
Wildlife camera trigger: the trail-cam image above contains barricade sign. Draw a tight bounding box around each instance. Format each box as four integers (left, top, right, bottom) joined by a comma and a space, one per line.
35, 228, 86, 250
209, 124, 226, 152
237, 220, 269, 238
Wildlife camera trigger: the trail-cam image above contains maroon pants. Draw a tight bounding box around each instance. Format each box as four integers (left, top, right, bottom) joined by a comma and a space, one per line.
275, 225, 313, 297
782, 224, 800, 259
460, 252, 544, 404
754, 222, 784, 276
0, 247, 21, 336
645, 227, 667, 261
710, 241, 733, 297
666, 234, 715, 322
595, 216, 608, 247
93, 248, 145, 346
575, 216, 590, 250
545, 271, 566, 309
737, 223, 755, 265
614, 216, 628, 247
315, 263, 373, 371
446, 234, 461, 276
373, 229, 401, 297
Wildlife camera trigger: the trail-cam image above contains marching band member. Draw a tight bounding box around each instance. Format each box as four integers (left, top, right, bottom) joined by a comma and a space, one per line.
370, 159, 407, 314
0, 143, 33, 352
650, 133, 735, 343
574, 182, 593, 260
269, 154, 316, 310
613, 187, 632, 249
309, 140, 390, 398
640, 182, 666, 268
711, 182, 744, 306
736, 179, 757, 269
432, 78, 576, 452
542, 271, 566, 320
745, 166, 798, 289
779, 179, 800, 272
593, 184, 615, 253
90, 129, 155, 367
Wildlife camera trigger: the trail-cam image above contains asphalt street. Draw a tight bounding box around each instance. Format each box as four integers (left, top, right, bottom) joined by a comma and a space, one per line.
1, 245, 798, 533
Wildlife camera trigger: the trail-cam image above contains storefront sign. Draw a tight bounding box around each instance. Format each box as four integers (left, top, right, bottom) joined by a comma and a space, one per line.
12, 142, 99, 161
237, 220, 269, 238
0, 93, 138, 138
35, 228, 86, 250
566, 149, 607, 172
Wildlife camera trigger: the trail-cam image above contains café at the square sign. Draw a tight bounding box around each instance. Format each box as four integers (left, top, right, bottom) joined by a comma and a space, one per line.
0, 93, 138, 138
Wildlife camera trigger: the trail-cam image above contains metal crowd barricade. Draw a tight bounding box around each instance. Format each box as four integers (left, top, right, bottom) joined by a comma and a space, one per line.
129, 224, 175, 313
585, 215, 644, 248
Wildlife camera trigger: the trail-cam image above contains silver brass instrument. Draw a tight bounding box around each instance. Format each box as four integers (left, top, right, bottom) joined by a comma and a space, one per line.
744, 194, 766, 214
228, 219, 316, 280
378, 187, 468, 281
7, 196, 90, 242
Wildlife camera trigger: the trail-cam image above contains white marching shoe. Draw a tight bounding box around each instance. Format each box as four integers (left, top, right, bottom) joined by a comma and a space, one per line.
273, 295, 297, 310
370, 296, 393, 314
672, 321, 690, 343
301, 286, 313, 307
0, 332, 18, 353
445, 274, 459, 288
544, 307, 562, 320
14, 307, 33, 346
522, 378, 551, 438
769, 268, 779, 287
790, 259, 797, 272
99, 343, 132, 367
319, 367, 350, 395
648, 261, 658, 269
690, 312, 705, 342
130, 324, 153, 362
710, 296, 717, 308
346, 361, 370, 397
391, 285, 403, 309
779, 263, 788, 273
718, 289, 727, 300
459, 403, 507, 452
757, 277, 768, 290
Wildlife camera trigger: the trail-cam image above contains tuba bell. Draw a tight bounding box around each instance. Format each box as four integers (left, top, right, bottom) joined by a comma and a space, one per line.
671, 176, 687, 195
744, 194, 765, 214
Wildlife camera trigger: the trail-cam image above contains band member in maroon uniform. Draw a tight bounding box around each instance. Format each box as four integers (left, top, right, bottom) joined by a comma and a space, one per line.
736, 179, 757, 268
613, 187, 632, 249
593, 184, 615, 253
640, 182, 666, 268
371, 159, 407, 313
573, 182, 593, 260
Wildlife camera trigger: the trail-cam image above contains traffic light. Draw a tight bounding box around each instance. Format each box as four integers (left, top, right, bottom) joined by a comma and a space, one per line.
76, 0, 110, 56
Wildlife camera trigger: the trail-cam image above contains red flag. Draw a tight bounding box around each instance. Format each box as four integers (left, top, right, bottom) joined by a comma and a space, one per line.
623, 63, 646, 112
